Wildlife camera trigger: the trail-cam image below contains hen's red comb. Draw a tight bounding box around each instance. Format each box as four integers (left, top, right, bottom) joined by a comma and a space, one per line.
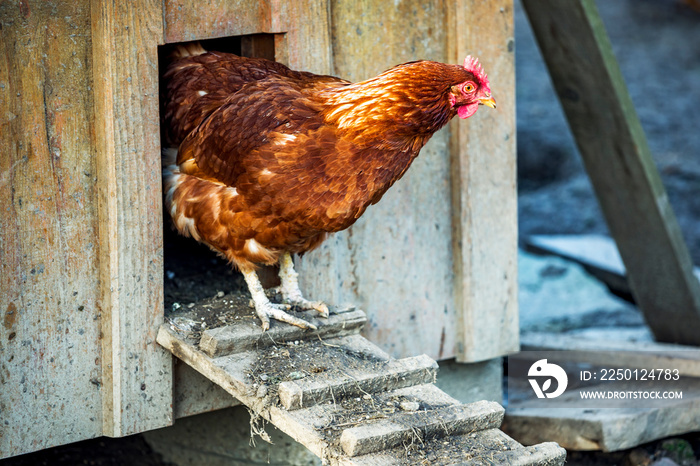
463, 55, 490, 92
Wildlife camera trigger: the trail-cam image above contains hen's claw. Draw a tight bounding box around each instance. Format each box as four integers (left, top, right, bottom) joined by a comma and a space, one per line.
255, 301, 317, 331
271, 292, 330, 318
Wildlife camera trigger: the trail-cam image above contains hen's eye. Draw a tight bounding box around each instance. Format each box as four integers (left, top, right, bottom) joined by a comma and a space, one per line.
463, 83, 476, 93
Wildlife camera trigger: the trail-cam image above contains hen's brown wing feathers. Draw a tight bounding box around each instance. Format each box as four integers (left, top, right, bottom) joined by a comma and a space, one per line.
163, 52, 348, 144
178, 77, 329, 186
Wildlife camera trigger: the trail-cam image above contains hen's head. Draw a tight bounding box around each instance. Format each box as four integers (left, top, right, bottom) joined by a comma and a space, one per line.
449, 56, 496, 119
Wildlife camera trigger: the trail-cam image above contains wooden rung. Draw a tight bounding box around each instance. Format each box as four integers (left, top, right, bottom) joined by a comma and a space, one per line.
338, 398, 504, 457
279, 353, 438, 410
200, 307, 367, 357
520, 332, 700, 377
271, 383, 502, 459
344, 429, 565, 466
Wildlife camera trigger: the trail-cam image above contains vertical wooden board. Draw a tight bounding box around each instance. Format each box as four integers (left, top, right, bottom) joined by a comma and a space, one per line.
91, 0, 172, 437
162, 0, 275, 43
0, 2, 104, 457
298, 0, 458, 359
448, 0, 518, 362
271, 0, 333, 75
520, 0, 700, 345
328, 0, 447, 80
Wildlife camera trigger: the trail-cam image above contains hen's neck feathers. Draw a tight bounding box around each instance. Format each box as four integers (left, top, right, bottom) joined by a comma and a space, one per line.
321, 61, 470, 145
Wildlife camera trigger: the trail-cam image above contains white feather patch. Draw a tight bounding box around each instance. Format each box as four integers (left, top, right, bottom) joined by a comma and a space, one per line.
175, 213, 201, 241
244, 238, 274, 262
274, 134, 297, 145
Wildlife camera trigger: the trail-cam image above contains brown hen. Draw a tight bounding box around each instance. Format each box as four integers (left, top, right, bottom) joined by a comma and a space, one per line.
162, 44, 495, 330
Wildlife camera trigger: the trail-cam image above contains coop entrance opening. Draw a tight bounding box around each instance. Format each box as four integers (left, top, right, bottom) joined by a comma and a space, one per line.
158, 33, 281, 315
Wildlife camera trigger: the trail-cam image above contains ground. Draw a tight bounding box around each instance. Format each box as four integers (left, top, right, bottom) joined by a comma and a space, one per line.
3, 0, 700, 464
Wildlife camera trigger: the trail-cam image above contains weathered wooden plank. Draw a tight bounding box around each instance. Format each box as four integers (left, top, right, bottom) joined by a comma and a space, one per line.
278, 383, 463, 459
199, 308, 367, 357
279, 354, 438, 410
161, 0, 333, 76
271, 0, 333, 75
339, 399, 504, 457
162, 0, 276, 43
173, 361, 240, 419
0, 2, 103, 457
298, 0, 459, 360
520, 0, 700, 344
342, 429, 566, 466
505, 385, 700, 452
519, 332, 700, 377
91, 0, 172, 437
447, 0, 519, 362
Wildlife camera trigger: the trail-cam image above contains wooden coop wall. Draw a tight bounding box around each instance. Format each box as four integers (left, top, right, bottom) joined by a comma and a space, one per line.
0, 0, 515, 459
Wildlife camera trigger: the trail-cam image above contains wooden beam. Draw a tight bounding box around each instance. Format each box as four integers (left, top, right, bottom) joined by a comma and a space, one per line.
447, 0, 519, 362
91, 0, 172, 437
521, 0, 700, 344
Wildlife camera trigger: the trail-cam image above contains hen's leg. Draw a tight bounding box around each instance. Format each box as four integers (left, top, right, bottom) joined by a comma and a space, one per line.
274, 252, 330, 318
242, 269, 316, 331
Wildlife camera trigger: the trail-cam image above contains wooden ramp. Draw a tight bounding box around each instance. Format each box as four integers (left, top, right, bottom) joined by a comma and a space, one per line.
157, 297, 565, 465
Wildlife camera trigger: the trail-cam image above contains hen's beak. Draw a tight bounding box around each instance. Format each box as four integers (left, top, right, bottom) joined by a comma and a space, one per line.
479, 95, 497, 109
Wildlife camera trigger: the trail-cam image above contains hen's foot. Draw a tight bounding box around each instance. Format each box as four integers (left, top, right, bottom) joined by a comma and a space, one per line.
254, 301, 317, 332
242, 269, 316, 331
275, 252, 330, 318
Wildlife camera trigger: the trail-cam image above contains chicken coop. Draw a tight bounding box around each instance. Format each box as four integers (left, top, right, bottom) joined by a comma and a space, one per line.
1, 0, 523, 462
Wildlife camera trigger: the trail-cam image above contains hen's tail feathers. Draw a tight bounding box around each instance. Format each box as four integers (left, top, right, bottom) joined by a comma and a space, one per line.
162, 147, 179, 168
170, 42, 207, 60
